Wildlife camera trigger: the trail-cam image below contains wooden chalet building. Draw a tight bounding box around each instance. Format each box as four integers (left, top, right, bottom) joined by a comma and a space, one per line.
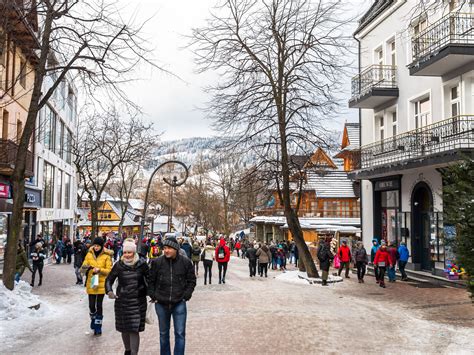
251, 123, 361, 244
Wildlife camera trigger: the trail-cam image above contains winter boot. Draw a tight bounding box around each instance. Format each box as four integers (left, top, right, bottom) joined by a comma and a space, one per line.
94, 315, 103, 336
89, 313, 96, 330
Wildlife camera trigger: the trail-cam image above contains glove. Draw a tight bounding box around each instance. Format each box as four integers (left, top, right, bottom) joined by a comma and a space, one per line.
107, 291, 117, 299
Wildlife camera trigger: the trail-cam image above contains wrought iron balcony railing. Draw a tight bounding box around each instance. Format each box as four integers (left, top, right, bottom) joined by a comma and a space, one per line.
411, 12, 474, 63
358, 115, 473, 170
0, 139, 34, 176
351, 65, 397, 99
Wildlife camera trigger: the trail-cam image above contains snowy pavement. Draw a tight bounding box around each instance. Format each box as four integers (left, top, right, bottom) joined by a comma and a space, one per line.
2, 256, 473, 354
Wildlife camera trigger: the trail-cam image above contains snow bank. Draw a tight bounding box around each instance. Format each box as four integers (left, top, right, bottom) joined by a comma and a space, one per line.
0, 281, 50, 321
275, 270, 343, 285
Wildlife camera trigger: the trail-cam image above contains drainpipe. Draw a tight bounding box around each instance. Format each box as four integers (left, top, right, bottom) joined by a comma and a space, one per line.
354, 34, 364, 244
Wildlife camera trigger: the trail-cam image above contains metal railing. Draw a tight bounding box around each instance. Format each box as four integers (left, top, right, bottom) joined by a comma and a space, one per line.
358, 115, 473, 169
0, 139, 34, 176
351, 65, 397, 99
412, 12, 474, 63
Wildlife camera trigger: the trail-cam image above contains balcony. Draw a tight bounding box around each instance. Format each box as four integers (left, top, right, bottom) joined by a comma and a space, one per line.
349, 65, 399, 109
0, 139, 34, 177
352, 115, 474, 179
409, 13, 474, 76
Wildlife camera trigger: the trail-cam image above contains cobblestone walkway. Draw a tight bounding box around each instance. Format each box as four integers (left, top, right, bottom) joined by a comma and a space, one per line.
4, 255, 474, 354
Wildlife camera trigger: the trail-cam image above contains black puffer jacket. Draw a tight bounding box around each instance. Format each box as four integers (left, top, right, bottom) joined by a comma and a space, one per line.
317, 243, 333, 272
245, 247, 257, 260
147, 254, 196, 305
105, 258, 149, 333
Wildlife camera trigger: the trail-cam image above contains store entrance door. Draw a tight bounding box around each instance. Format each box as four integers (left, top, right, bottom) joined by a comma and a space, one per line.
411, 182, 433, 271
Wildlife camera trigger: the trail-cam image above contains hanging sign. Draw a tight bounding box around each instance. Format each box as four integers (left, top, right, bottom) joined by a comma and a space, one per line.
0, 183, 10, 199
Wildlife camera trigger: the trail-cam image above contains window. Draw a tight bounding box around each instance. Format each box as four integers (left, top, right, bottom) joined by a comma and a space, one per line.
66, 129, 73, 164
414, 97, 430, 129
43, 105, 56, 151
450, 85, 460, 117
389, 40, 396, 66
392, 111, 397, 136
64, 174, 71, 209
413, 19, 427, 36
37, 107, 43, 143
19, 59, 26, 88
55, 117, 62, 154
16, 119, 23, 143
375, 47, 383, 65
59, 121, 65, 159
2, 109, 8, 140
56, 169, 62, 209
43, 162, 54, 208
376, 115, 385, 141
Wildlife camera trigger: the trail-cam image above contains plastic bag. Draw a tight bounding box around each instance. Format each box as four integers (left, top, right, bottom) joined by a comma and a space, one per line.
333, 254, 341, 269
145, 303, 156, 325
90, 274, 99, 289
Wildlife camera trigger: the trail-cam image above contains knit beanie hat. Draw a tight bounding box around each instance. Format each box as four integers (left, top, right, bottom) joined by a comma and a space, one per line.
163, 236, 180, 251
122, 238, 137, 253
93, 237, 104, 247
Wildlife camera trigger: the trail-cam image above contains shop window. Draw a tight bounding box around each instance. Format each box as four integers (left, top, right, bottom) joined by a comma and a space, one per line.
381, 190, 399, 208
56, 169, 62, 209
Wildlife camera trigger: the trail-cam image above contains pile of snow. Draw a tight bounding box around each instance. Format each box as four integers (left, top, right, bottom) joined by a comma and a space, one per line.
275, 270, 343, 285
0, 281, 50, 321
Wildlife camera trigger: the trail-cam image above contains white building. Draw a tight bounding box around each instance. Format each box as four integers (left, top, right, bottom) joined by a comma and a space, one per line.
350, 1, 473, 274
33, 67, 78, 243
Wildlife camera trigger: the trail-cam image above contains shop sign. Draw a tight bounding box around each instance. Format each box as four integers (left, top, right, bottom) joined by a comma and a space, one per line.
374, 179, 400, 191
24, 188, 42, 208
0, 183, 10, 199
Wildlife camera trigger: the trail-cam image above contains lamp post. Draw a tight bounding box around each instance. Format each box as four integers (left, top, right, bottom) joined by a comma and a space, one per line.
138, 160, 189, 250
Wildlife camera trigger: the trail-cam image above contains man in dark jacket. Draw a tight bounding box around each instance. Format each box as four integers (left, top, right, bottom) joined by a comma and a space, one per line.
148, 236, 196, 355
353, 242, 368, 283
317, 240, 333, 286
245, 244, 257, 277
73, 240, 86, 285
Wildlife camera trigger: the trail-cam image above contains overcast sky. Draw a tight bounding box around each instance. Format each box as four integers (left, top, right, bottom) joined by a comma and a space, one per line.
119, 0, 371, 141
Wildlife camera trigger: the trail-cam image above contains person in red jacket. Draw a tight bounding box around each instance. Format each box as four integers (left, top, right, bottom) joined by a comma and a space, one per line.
337, 240, 352, 278
215, 238, 230, 284
235, 241, 241, 257
373, 241, 392, 288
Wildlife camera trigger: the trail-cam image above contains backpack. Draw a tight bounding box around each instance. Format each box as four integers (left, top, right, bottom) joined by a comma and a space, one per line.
218, 246, 225, 259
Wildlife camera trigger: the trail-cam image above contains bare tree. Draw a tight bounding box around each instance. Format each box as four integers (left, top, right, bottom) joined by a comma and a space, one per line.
191, 0, 353, 277
206, 154, 241, 236
74, 108, 156, 239
1, 0, 165, 290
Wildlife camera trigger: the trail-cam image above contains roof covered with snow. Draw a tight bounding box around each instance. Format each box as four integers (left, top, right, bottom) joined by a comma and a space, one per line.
304, 170, 357, 198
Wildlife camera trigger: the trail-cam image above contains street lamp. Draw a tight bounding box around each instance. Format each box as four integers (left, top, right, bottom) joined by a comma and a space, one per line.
138, 160, 188, 250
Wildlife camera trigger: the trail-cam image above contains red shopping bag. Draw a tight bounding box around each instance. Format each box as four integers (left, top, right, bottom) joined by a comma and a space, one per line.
334, 254, 341, 269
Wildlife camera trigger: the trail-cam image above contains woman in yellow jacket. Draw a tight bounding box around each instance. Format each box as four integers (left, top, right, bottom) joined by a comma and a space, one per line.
81, 237, 113, 336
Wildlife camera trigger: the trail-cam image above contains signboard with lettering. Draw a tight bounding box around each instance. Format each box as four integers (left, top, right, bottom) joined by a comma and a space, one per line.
23, 188, 42, 208
374, 179, 400, 191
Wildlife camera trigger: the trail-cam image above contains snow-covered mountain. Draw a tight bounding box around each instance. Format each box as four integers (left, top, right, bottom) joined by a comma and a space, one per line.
145, 137, 256, 172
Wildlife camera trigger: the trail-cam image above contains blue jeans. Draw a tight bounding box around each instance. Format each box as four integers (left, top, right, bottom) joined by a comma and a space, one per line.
15, 272, 21, 282
155, 301, 187, 355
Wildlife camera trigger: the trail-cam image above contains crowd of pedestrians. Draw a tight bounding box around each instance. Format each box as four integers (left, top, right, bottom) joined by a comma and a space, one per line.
12, 229, 413, 354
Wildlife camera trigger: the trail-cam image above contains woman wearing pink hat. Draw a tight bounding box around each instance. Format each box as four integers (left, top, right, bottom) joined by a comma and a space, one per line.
106, 238, 149, 355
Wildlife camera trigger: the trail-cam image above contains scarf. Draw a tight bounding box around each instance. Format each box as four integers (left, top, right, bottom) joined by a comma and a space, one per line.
121, 253, 139, 267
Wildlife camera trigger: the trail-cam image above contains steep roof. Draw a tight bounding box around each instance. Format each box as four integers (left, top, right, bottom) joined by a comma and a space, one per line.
354, 0, 394, 36
304, 170, 357, 198
305, 147, 337, 170
346, 123, 360, 148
